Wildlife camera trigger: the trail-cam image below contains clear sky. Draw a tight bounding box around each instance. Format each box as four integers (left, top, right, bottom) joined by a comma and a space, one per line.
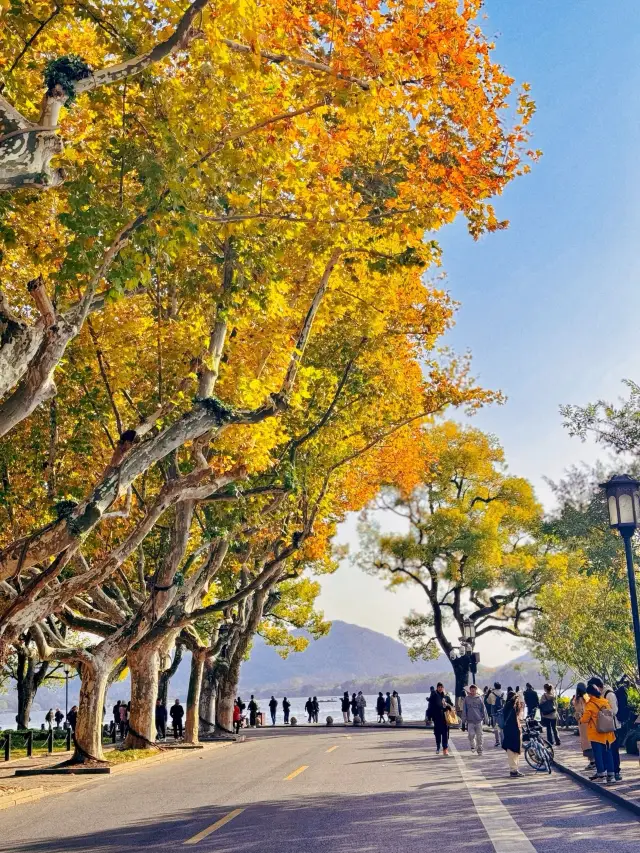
318, 1, 640, 666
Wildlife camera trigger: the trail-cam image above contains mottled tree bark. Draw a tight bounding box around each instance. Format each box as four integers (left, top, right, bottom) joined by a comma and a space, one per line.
184, 649, 206, 743
124, 644, 161, 749
71, 658, 110, 763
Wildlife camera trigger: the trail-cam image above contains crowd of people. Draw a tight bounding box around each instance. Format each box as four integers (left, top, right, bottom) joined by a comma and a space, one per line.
423, 676, 632, 782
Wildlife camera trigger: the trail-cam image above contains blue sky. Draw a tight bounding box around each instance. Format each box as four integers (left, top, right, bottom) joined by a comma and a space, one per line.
317, 1, 640, 665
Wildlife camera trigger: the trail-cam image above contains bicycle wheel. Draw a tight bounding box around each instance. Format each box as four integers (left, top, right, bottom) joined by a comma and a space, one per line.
525, 743, 546, 771
543, 740, 555, 760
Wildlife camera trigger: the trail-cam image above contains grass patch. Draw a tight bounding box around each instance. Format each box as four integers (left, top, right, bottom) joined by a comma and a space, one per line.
107, 748, 159, 765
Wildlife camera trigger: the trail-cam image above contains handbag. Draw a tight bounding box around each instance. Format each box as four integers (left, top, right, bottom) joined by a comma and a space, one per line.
444, 707, 459, 727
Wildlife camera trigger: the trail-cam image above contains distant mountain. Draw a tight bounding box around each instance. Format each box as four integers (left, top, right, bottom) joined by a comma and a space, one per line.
239, 621, 448, 694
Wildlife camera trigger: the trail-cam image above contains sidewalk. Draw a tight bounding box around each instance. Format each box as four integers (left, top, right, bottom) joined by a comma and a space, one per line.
552, 726, 640, 815
0, 741, 231, 810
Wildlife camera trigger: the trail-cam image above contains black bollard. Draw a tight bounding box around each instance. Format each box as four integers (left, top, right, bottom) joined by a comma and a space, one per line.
66, 727, 72, 751
26, 730, 33, 758
47, 728, 53, 753
4, 732, 10, 762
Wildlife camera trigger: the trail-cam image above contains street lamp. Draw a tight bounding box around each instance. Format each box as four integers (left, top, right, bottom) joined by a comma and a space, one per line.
600, 474, 640, 680
64, 666, 70, 722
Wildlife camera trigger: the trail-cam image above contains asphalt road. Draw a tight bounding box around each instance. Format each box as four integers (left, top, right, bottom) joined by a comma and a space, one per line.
1, 727, 638, 852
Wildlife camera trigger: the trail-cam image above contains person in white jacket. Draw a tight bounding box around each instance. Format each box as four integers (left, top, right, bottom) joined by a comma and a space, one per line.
589, 677, 622, 781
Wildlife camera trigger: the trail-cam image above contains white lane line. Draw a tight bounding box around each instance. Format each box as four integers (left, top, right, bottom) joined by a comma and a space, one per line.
450, 742, 537, 853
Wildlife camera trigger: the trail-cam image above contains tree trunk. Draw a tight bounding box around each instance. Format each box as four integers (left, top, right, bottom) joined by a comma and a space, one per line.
158, 640, 184, 706
184, 649, 206, 744
124, 644, 161, 750
70, 658, 110, 764
216, 662, 240, 734
16, 649, 34, 730
198, 655, 217, 736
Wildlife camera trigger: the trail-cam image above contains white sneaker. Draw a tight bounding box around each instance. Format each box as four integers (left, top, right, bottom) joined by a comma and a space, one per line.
471, 747, 476, 753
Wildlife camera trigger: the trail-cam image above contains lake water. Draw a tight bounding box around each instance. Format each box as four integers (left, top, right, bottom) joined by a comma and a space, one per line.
244, 692, 432, 723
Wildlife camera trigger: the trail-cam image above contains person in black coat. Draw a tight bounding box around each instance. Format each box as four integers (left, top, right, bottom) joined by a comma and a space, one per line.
269, 696, 278, 725
155, 699, 168, 740
66, 706, 78, 733
169, 699, 184, 739
305, 697, 314, 723
523, 684, 539, 719
502, 690, 524, 777
376, 692, 386, 723
350, 693, 358, 720
248, 695, 258, 727
341, 692, 351, 724
427, 683, 454, 755
282, 697, 291, 724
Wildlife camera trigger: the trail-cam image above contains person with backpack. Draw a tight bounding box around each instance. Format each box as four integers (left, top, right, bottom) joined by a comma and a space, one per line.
341, 692, 351, 724
523, 683, 539, 719
589, 677, 622, 781
486, 682, 504, 747
581, 683, 616, 784
462, 684, 488, 755
282, 697, 291, 725
312, 696, 320, 723
539, 684, 561, 746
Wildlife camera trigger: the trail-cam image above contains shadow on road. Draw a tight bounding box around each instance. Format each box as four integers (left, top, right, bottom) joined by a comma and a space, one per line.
2, 788, 490, 853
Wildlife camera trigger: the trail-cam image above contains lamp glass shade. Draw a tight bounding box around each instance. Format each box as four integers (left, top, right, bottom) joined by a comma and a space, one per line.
608, 496, 619, 526
619, 493, 635, 525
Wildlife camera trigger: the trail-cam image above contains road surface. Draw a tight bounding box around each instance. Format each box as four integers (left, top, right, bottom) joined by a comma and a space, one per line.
0, 727, 638, 852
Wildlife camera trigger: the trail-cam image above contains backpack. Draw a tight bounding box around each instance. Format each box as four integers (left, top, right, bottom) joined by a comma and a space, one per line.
490, 690, 504, 711
496, 707, 506, 729
539, 698, 555, 716
596, 704, 616, 734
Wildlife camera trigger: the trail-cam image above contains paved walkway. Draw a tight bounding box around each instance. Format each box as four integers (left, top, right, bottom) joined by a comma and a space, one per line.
0, 727, 637, 852
553, 724, 640, 807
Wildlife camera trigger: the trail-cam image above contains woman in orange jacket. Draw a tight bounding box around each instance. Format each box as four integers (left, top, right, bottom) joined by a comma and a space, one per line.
580, 684, 616, 784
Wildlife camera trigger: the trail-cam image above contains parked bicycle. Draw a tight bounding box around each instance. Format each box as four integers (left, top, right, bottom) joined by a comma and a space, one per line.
522, 719, 554, 774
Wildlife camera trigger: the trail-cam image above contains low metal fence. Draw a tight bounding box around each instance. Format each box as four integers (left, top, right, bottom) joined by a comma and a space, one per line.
0, 727, 73, 760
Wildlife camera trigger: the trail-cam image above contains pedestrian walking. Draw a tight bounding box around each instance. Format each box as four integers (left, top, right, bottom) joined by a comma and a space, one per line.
312, 696, 320, 723
67, 706, 78, 733
589, 677, 622, 781
118, 702, 128, 739
305, 697, 314, 723
523, 683, 539, 719
356, 691, 366, 724
376, 692, 386, 723
233, 701, 243, 734
462, 684, 487, 755
113, 700, 121, 733
269, 696, 278, 725
45, 708, 54, 729
573, 683, 594, 770
485, 682, 504, 747
539, 684, 561, 746
427, 683, 454, 755
581, 683, 616, 784
341, 692, 351, 724
389, 691, 400, 724
170, 698, 184, 739
236, 696, 246, 715
283, 697, 291, 725
54, 708, 64, 728
502, 689, 525, 777
155, 699, 168, 740
248, 695, 258, 727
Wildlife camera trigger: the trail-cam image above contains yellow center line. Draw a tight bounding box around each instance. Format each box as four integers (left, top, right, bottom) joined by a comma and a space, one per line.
184, 808, 245, 845
326, 745, 339, 753
284, 764, 309, 780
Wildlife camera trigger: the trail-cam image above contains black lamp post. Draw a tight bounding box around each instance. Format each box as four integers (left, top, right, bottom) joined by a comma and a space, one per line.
64, 666, 70, 721
600, 474, 640, 680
